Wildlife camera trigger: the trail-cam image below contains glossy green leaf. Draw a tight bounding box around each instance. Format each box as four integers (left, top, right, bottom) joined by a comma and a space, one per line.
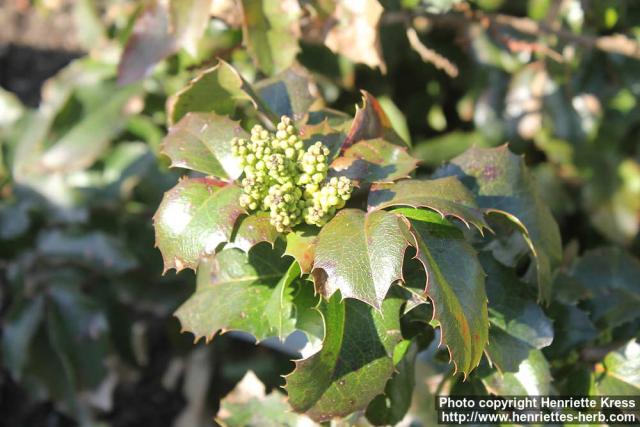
481, 253, 553, 372
343, 91, 407, 149
284, 225, 318, 274
175, 244, 293, 342
397, 208, 488, 376
436, 145, 562, 303
153, 178, 245, 272
240, 0, 301, 76
365, 342, 417, 426
231, 212, 280, 253
368, 176, 488, 232
285, 288, 405, 421
596, 340, 640, 394
572, 247, 640, 327
161, 112, 245, 179
330, 138, 419, 184
312, 209, 412, 309
481, 348, 552, 395
255, 67, 318, 121
167, 60, 257, 125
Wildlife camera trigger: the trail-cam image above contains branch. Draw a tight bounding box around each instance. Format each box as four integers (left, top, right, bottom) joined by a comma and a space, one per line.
405, 27, 459, 77
384, 9, 640, 60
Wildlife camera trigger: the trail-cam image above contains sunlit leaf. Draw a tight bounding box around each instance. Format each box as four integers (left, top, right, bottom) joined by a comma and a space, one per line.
330, 138, 419, 184
368, 176, 488, 232
312, 209, 412, 309
397, 208, 488, 376
284, 225, 318, 274
596, 340, 640, 395
343, 91, 407, 150
231, 212, 281, 253
161, 112, 245, 179
167, 60, 258, 125
153, 178, 245, 272
436, 145, 562, 303
175, 244, 315, 342
285, 288, 405, 421
240, 0, 301, 76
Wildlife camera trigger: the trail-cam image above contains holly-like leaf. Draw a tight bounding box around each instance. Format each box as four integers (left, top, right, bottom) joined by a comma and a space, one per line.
231, 212, 280, 253
167, 60, 258, 125
161, 112, 245, 179
175, 244, 296, 342
312, 209, 412, 309
240, 0, 301, 76
397, 208, 488, 377
285, 288, 405, 421
117, 2, 175, 85
153, 178, 245, 272
255, 67, 318, 121
330, 138, 419, 184
481, 348, 552, 395
284, 225, 318, 274
368, 176, 488, 232
436, 145, 562, 303
481, 253, 553, 372
596, 340, 640, 395
365, 342, 418, 426
343, 91, 407, 150
572, 247, 640, 328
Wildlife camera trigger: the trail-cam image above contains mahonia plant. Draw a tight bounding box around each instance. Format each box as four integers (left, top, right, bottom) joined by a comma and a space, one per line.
232, 116, 353, 231
153, 61, 562, 423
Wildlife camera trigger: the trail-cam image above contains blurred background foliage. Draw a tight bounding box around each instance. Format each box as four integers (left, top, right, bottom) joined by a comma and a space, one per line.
1, 0, 639, 426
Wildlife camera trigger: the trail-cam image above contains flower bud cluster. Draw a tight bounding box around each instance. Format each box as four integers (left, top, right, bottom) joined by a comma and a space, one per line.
231, 116, 352, 232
